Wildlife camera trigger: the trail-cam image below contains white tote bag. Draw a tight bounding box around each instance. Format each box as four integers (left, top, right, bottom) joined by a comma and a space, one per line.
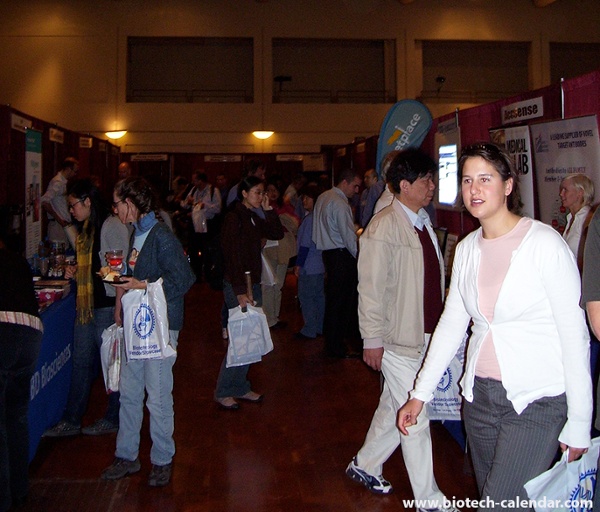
260, 251, 277, 286
524, 437, 600, 511
121, 278, 175, 360
226, 304, 274, 367
100, 323, 123, 393
191, 204, 208, 233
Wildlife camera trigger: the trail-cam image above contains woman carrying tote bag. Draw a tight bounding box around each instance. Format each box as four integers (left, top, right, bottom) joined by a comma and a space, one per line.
101, 177, 195, 487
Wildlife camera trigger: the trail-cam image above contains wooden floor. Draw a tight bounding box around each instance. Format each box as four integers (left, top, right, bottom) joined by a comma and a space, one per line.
25, 275, 478, 512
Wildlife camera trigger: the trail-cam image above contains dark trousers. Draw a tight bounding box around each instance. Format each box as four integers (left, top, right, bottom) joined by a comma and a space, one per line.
0, 323, 43, 512
322, 248, 359, 357
215, 281, 263, 398
189, 232, 210, 280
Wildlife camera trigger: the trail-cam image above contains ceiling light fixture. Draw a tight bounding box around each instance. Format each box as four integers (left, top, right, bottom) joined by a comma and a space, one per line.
252, 130, 274, 140
105, 130, 127, 140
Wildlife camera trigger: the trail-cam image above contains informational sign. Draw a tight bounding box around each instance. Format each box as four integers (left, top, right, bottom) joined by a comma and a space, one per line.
203, 155, 241, 163
490, 126, 535, 219
25, 129, 42, 258
434, 121, 461, 210
79, 137, 93, 149
501, 97, 544, 126
49, 128, 64, 144
530, 115, 600, 228
375, 99, 433, 176
11, 113, 32, 133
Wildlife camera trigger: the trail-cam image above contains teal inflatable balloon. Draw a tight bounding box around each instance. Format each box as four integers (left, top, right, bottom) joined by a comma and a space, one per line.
376, 99, 433, 177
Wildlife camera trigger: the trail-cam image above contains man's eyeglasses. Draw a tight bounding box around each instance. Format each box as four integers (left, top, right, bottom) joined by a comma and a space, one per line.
112, 199, 125, 208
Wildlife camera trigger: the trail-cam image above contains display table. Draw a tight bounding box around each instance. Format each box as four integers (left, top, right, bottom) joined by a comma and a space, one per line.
28, 292, 76, 461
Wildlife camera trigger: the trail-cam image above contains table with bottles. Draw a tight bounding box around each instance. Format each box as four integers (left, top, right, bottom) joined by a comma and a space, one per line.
28, 240, 77, 461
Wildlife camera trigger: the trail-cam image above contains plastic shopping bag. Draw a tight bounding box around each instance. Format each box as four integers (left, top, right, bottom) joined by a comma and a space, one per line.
121, 278, 175, 360
426, 332, 467, 421
226, 304, 274, 367
100, 323, 123, 393
524, 437, 600, 511
192, 204, 208, 233
260, 252, 277, 286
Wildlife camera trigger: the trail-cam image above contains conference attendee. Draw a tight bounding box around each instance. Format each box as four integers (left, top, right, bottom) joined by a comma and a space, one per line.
398, 142, 592, 512
312, 168, 361, 358
226, 160, 267, 207
101, 177, 195, 487
41, 156, 79, 249
293, 184, 325, 340
117, 161, 132, 180
358, 168, 380, 227
559, 173, 595, 264
181, 171, 221, 281
215, 173, 230, 210
582, 207, 600, 512
0, 230, 43, 512
43, 178, 130, 438
215, 176, 284, 410
346, 150, 456, 512
262, 179, 298, 329
373, 151, 399, 216
284, 172, 308, 219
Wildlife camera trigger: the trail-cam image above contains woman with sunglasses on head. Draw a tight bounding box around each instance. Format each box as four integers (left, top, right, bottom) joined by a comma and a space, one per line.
43, 178, 130, 438
215, 176, 284, 410
397, 143, 592, 511
101, 177, 195, 487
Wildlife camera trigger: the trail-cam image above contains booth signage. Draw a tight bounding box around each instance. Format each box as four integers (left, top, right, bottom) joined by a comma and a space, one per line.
303, 154, 325, 172
276, 154, 304, 161
204, 155, 241, 162
490, 126, 535, 219
530, 114, 600, 228
501, 97, 543, 125
49, 128, 64, 144
25, 129, 42, 258
11, 113, 32, 133
375, 99, 433, 176
131, 154, 169, 161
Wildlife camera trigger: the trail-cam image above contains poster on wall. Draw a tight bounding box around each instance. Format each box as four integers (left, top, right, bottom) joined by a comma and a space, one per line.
434, 119, 461, 210
530, 115, 600, 229
489, 126, 535, 219
25, 129, 42, 258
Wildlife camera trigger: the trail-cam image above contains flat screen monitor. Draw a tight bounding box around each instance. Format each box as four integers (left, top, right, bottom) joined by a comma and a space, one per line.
438, 143, 459, 206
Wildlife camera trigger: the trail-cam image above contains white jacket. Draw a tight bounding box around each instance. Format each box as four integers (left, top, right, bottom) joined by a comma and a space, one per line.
412, 219, 592, 448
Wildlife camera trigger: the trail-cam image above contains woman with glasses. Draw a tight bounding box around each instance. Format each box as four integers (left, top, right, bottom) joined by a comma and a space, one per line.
215, 176, 284, 410
43, 178, 130, 438
101, 176, 195, 487
397, 143, 592, 511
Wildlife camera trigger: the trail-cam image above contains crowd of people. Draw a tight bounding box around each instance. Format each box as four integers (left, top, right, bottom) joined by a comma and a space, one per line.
3, 144, 600, 512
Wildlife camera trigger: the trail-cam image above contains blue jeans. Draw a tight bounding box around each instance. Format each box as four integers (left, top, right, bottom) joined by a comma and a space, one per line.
116, 330, 179, 466
215, 281, 262, 398
0, 324, 43, 512
64, 307, 119, 426
297, 273, 325, 338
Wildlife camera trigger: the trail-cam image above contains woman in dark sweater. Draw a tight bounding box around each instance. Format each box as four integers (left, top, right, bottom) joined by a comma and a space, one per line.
0, 235, 43, 512
215, 176, 284, 410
